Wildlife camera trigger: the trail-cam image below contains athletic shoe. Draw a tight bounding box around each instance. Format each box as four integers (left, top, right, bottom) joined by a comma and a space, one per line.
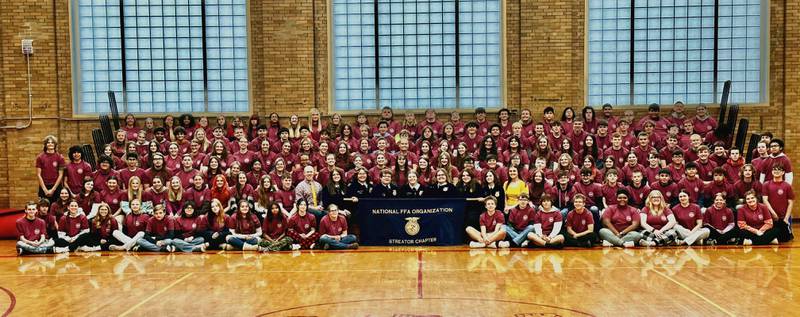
347, 243, 359, 249
622, 241, 635, 248
309, 243, 316, 250
54, 247, 69, 254
585, 240, 594, 248
469, 241, 485, 248
17, 248, 24, 256
498, 241, 510, 248
640, 240, 653, 247
487, 242, 497, 248
89, 246, 102, 252
742, 239, 753, 246
322, 243, 330, 250
520, 240, 529, 248
675, 239, 684, 246
706, 239, 717, 246
291, 244, 301, 251
770, 238, 779, 245
168, 245, 176, 253
131, 245, 140, 252
601, 240, 613, 247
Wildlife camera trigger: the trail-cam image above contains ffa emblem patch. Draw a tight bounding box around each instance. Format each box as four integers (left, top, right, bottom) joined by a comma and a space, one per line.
52, 162, 58, 167
77, 169, 83, 174
405, 217, 420, 236
689, 212, 695, 218
626, 216, 632, 221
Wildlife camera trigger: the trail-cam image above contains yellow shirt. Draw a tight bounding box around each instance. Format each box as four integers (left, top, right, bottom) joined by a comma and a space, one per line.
503, 180, 529, 208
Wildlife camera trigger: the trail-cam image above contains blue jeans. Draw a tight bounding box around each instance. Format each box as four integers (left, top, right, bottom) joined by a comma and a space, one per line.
170, 237, 206, 252
226, 236, 259, 250
137, 238, 166, 252
505, 225, 535, 246
17, 240, 53, 254
318, 235, 357, 249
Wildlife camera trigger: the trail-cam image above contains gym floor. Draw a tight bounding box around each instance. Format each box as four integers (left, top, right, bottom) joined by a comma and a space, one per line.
1, 234, 797, 316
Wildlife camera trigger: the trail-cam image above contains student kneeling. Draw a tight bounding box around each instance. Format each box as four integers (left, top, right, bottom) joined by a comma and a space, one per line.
317, 204, 358, 250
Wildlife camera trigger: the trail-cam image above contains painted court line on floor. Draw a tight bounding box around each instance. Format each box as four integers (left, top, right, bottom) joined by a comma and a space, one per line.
118, 272, 194, 317
654, 270, 735, 317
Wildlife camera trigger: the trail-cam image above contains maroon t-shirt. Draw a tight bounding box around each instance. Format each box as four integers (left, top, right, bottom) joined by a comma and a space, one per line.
640, 207, 672, 230
175, 216, 207, 238
319, 215, 348, 236
146, 216, 175, 238
91, 217, 118, 239
226, 213, 261, 235
677, 177, 704, 203
573, 182, 602, 206
143, 188, 168, 207
737, 204, 772, 229
288, 212, 317, 235
535, 211, 562, 235
36, 152, 66, 185
204, 214, 230, 233
175, 169, 200, 189
118, 168, 149, 188
479, 211, 505, 231
184, 186, 210, 208
507, 205, 536, 231
98, 188, 126, 212
262, 215, 288, 239
703, 206, 734, 231
58, 214, 89, 237
763, 180, 795, 219
65, 161, 93, 193
602, 205, 639, 232
671, 203, 703, 228
566, 209, 593, 233
16, 217, 47, 241
124, 213, 150, 237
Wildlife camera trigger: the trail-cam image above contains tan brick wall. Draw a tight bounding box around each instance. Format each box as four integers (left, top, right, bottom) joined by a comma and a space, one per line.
0, 0, 798, 217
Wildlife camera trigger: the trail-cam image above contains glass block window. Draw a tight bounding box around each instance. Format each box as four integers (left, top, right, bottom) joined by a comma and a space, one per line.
717, 0, 763, 103
587, 0, 632, 106
587, 0, 766, 106
72, 0, 250, 114
331, 0, 503, 111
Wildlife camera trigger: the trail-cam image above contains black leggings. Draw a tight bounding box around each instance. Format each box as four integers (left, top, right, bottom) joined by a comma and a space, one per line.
565, 232, 597, 247
84, 233, 122, 251
55, 234, 95, 251
739, 228, 779, 245
705, 225, 739, 245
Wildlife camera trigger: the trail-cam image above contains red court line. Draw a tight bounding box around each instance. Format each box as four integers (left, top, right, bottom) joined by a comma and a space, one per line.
417, 251, 423, 299
0, 286, 15, 317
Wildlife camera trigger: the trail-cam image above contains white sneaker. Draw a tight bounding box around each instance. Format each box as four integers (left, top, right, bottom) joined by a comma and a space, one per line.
498, 241, 510, 248
54, 247, 69, 254
770, 238, 779, 245
623, 241, 635, 248
89, 246, 102, 252
487, 242, 497, 249
640, 240, 653, 247
601, 240, 613, 247
742, 239, 753, 246
291, 244, 301, 251
520, 240, 529, 248
469, 241, 485, 248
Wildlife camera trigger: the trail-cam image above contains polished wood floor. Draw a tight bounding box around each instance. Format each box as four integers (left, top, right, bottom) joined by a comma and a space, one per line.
2, 237, 799, 316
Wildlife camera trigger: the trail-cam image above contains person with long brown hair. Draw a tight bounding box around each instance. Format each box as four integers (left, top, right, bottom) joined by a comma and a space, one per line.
224, 200, 262, 250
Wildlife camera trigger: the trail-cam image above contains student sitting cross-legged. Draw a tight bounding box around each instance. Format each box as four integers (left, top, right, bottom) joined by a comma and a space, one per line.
466, 196, 509, 248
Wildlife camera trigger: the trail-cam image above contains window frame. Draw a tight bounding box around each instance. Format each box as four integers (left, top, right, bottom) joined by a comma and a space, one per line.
69, 0, 254, 117
327, 0, 507, 114
583, 0, 770, 108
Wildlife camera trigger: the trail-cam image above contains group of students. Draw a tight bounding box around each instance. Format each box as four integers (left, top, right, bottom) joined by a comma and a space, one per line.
17, 102, 795, 254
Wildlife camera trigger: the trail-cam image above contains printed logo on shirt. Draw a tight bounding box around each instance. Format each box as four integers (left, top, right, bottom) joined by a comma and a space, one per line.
694, 187, 699, 192
721, 216, 727, 222
548, 217, 554, 223
626, 216, 632, 221
778, 189, 785, 195
581, 220, 586, 225
135, 221, 140, 226
52, 161, 58, 167
192, 223, 197, 229
523, 215, 528, 221
34, 229, 40, 234
77, 168, 84, 174
75, 223, 81, 229
277, 223, 282, 228
689, 212, 695, 218
443, 187, 448, 192
304, 224, 310, 229
758, 214, 764, 220
661, 215, 667, 221
113, 199, 118, 204
588, 192, 594, 197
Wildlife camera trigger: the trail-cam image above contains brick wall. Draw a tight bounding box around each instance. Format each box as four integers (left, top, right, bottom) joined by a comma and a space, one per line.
0, 0, 798, 217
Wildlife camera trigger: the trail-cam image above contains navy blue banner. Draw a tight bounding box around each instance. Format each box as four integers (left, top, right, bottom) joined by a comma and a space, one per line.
356, 198, 465, 246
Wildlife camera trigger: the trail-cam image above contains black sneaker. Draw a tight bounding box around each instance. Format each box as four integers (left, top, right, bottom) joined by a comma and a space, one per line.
585, 240, 594, 248
706, 239, 717, 246
17, 248, 24, 256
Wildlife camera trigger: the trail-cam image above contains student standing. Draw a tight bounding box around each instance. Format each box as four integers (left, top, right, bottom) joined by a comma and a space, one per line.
36, 135, 66, 201
762, 164, 794, 242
